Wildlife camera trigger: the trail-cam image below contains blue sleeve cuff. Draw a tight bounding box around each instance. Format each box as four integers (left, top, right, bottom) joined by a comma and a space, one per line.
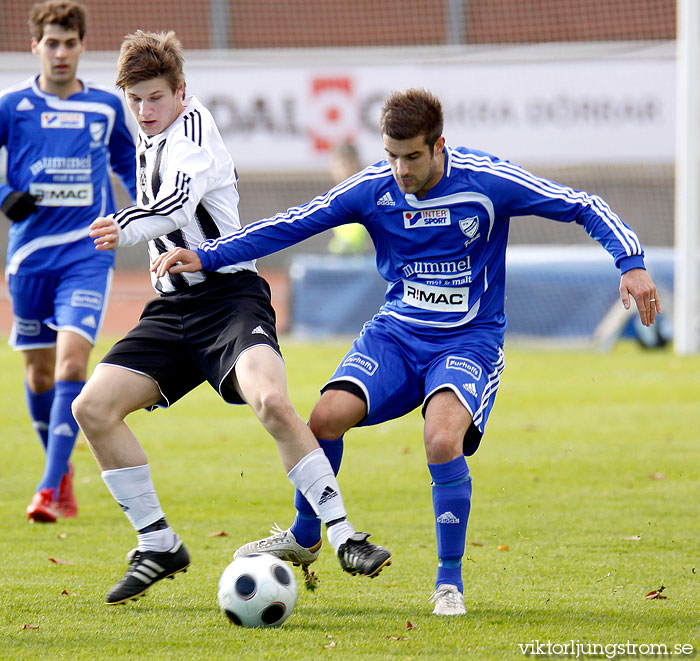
618, 254, 646, 274
196, 248, 213, 271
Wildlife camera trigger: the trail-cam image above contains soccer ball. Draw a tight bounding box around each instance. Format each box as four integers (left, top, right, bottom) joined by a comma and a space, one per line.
217, 553, 298, 627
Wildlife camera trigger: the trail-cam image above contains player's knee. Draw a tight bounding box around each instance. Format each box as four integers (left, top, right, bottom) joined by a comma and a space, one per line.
253, 388, 295, 429
72, 388, 111, 436
308, 406, 347, 441
25, 368, 54, 394
424, 429, 463, 464
55, 355, 88, 382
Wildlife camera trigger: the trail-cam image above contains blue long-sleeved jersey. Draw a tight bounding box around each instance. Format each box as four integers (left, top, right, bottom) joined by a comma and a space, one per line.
1, 75, 136, 275
198, 146, 645, 339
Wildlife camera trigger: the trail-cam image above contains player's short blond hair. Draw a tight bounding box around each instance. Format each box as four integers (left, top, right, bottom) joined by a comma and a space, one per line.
116, 30, 185, 94
28, 1, 87, 42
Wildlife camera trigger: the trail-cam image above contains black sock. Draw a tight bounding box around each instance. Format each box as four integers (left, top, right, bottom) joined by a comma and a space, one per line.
138, 517, 168, 534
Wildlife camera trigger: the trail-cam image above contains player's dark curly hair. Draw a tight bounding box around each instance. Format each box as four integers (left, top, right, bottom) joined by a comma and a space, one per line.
116, 30, 185, 94
380, 89, 443, 149
28, 1, 87, 42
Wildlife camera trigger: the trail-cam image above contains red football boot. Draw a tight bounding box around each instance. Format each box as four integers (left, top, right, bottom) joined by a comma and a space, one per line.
57, 462, 78, 518
26, 488, 59, 523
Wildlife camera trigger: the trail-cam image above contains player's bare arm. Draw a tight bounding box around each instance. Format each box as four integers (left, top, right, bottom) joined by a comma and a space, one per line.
90, 215, 120, 250
619, 267, 661, 327
151, 248, 202, 276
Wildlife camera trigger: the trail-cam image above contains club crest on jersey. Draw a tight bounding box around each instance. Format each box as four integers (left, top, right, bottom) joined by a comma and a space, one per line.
89, 121, 105, 145
41, 112, 84, 129
403, 208, 450, 228
458, 215, 481, 248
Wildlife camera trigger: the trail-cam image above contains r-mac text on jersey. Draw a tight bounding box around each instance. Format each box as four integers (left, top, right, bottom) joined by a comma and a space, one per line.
404, 285, 466, 307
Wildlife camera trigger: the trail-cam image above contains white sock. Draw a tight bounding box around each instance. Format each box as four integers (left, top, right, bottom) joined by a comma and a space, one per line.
326, 519, 355, 552
287, 448, 347, 523
137, 527, 178, 552
101, 464, 165, 531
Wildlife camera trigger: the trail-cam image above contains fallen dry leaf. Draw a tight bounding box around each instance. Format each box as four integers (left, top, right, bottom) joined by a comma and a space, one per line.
48, 557, 74, 565
497, 545, 509, 551
207, 530, 228, 537
60, 589, 78, 596
649, 472, 666, 480
22, 624, 40, 630
57, 533, 67, 539
406, 620, 419, 630
644, 585, 668, 600
470, 541, 484, 547
323, 641, 336, 649
386, 636, 408, 641
621, 535, 642, 541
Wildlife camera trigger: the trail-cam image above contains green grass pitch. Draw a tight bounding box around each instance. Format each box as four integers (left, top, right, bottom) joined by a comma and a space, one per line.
0, 336, 698, 660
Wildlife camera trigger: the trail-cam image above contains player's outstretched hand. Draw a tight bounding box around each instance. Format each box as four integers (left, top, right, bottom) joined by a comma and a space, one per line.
620, 267, 661, 327
90, 216, 119, 250
151, 248, 203, 277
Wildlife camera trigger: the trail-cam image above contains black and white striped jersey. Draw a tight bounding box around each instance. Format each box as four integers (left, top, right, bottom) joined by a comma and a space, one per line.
114, 95, 255, 293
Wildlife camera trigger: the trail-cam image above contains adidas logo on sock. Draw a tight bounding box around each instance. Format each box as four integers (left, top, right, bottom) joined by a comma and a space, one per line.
318, 486, 338, 506
376, 192, 395, 206
53, 423, 75, 437
436, 511, 460, 524
251, 325, 268, 337
16, 97, 34, 111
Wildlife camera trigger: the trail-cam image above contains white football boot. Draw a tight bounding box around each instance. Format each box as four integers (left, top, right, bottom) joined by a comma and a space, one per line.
429, 583, 467, 615
233, 524, 322, 566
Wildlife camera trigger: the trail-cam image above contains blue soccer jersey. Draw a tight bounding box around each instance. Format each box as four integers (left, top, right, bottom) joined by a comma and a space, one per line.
197, 145, 645, 343
0, 75, 136, 275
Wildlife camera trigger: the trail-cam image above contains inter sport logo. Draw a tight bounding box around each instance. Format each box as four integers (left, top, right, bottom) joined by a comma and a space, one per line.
403, 209, 450, 228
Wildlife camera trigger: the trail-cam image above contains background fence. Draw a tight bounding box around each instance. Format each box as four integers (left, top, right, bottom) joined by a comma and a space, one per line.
0, 0, 690, 344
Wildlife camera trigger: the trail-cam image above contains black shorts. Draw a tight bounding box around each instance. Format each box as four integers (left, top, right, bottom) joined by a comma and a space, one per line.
101, 271, 280, 408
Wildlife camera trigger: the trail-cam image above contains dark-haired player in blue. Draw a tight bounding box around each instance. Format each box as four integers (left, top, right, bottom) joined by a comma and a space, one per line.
0, 1, 136, 522
152, 88, 661, 615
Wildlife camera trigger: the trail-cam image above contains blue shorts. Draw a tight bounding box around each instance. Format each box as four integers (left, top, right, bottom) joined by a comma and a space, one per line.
323, 313, 505, 455
8, 261, 113, 350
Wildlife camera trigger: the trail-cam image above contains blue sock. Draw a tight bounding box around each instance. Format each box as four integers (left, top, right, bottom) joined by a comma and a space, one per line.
25, 382, 54, 450
429, 456, 472, 593
290, 436, 344, 547
37, 380, 84, 496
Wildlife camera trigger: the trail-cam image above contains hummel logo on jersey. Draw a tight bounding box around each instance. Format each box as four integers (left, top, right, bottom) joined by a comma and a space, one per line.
16, 98, 34, 111
376, 192, 395, 206
436, 511, 460, 524
81, 314, 97, 328
318, 486, 338, 506
251, 325, 269, 337
53, 423, 74, 437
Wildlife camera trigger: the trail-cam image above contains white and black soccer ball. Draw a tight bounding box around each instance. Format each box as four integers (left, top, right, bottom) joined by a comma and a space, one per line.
217, 553, 298, 628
